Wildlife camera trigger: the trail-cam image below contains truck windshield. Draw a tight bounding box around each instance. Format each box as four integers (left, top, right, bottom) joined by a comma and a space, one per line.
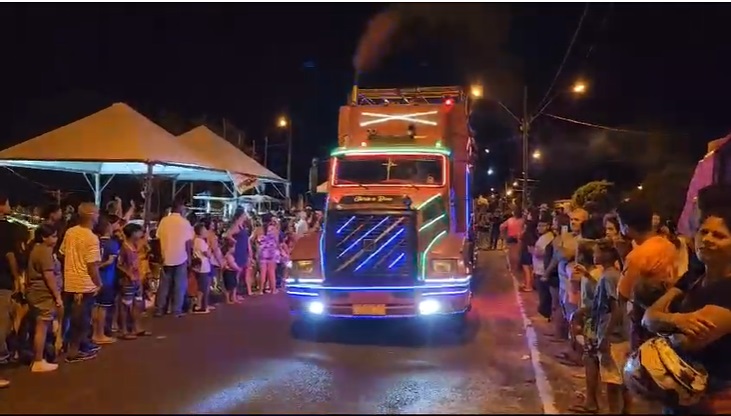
334, 155, 444, 186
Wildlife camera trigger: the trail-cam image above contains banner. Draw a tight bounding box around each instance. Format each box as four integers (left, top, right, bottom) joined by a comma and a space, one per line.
231, 173, 258, 194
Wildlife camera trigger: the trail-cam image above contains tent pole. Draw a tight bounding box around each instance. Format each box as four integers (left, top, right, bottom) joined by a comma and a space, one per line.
143, 164, 154, 232
94, 174, 101, 207
285, 182, 291, 210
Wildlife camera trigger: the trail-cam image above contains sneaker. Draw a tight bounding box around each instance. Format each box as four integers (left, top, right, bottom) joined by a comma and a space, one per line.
175, 313, 186, 318
0, 378, 9, 388
31, 360, 58, 373
65, 350, 97, 363
0, 353, 10, 365
81, 343, 101, 354
208, 305, 216, 311
192, 307, 210, 315
92, 336, 117, 345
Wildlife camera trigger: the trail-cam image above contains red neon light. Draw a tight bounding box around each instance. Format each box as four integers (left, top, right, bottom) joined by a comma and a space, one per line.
330, 154, 448, 188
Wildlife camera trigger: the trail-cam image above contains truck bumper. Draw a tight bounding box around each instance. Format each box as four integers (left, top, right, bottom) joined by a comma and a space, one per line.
286, 276, 472, 319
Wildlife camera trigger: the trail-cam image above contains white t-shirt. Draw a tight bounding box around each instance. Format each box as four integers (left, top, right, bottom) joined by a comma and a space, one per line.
295, 219, 309, 237
193, 237, 211, 274
532, 232, 554, 276
157, 213, 194, 266
60, 225, 101, 293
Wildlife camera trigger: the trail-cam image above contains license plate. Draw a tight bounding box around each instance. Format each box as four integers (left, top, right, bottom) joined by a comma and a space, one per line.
352, 304, 386, 316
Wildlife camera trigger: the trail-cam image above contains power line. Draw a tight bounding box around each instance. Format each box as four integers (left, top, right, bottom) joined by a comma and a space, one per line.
534, 3, 590, 113
544, 113, 654, 135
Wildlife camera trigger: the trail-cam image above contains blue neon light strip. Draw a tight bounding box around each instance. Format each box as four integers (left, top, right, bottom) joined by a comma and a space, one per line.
388, 253, 406, 269
421, 230, 448, 279
419, 213, 446, 232
338, 217, 390, 258
465, 163, 471, 230
355, 228, 405, 271
286, 279, 469, 292
336, 216, 356, 234
422, 289, 470, 297
286, 291, 318, 297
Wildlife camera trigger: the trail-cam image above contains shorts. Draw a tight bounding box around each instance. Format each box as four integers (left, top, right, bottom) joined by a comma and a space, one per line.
120, 281, 142, 306
95, 283, 117, 308
196, 272, 211, 293
223, 270, 238, 292
27, 292, 56, 321
599, 341, 631, 385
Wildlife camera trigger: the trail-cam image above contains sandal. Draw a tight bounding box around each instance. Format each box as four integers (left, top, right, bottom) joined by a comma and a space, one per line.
136, 330, 152, 337
120, 334, 138, 340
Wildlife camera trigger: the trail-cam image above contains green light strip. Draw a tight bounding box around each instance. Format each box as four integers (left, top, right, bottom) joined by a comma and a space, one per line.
416, 193, 441, 210
419, 213, 446, 232
330, 147, 451, 157
421, 230, 447, 279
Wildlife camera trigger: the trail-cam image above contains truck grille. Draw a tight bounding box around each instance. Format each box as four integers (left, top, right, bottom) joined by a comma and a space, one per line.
325, 211, 416, 283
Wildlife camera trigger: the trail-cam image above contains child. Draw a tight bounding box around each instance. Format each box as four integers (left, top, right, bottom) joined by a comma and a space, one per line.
280, 233, 294, 289
568, 239, 603, 414
25, 224, 62, 372
222, 243, 242, 304
93, 216, 119, 345
591, 239, 631, 414
117, 223, 151, 340
192, 223, 212, 314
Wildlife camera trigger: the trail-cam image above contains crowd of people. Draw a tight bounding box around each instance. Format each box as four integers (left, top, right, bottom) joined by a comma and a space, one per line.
491, 186, 731, 414
0, 194, 323, 388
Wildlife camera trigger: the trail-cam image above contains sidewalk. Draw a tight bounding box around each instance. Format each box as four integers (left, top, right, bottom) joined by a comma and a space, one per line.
504, 251, 660, 414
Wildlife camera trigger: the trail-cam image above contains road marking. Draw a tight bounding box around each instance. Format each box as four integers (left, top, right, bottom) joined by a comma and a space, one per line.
502, 252, 559, 414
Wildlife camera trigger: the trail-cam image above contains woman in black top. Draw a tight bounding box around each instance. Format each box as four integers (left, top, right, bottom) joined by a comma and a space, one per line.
643, 185, 731, 414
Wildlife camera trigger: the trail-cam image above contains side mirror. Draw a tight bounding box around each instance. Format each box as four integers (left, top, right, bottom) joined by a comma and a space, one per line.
308, 158, 319, 194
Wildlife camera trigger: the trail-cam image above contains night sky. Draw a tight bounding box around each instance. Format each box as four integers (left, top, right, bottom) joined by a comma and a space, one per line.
1, 4, 729, 206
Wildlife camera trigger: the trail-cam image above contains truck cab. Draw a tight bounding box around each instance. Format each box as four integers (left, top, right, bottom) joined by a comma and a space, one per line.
287, 86, 477, 322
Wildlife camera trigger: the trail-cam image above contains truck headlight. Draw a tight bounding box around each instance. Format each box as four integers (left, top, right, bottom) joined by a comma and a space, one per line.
293, 260, 315, 274
431, 259, 457, 273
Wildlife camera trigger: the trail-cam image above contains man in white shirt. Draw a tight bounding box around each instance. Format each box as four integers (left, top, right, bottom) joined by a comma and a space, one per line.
155, 200, 193, 317
294, 211, 309, 238
59, 202, 102, 363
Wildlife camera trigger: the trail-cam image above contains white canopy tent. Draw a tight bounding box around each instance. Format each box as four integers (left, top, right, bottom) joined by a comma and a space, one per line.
176, 126, 289, 202
177, 126, 285, 183
0, 103, 228, 206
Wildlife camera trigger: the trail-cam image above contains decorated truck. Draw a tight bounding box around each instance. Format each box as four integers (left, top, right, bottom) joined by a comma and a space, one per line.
287, 86, 477, 327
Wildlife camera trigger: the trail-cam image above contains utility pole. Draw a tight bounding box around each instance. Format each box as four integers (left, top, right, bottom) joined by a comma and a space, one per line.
263, 136, 269, 168
521, 86, 530, 212
285, 124, 293, 210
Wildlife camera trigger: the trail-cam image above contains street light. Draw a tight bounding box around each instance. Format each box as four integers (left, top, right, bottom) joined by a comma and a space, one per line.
484, 148, 490, 154
532, 149, 542, 160
487, 168, 494, 175
637, 184, 643, 190
513, 181, 518, 187
506, 189, 513, 197
572, 81, 587, 95
470, 84, 484, 99
277, 115, 293, 208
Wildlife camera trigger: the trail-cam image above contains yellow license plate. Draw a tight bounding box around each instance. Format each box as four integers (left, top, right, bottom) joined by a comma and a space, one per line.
352, 304, 386, 316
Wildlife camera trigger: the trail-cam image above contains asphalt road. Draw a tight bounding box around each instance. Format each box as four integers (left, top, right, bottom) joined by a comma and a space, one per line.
0, 251, 546, 414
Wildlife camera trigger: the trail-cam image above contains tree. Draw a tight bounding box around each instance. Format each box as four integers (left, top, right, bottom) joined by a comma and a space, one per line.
571, 180, 615, 212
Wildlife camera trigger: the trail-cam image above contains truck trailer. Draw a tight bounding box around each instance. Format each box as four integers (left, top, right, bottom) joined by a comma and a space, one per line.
287, 85, 477, 327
